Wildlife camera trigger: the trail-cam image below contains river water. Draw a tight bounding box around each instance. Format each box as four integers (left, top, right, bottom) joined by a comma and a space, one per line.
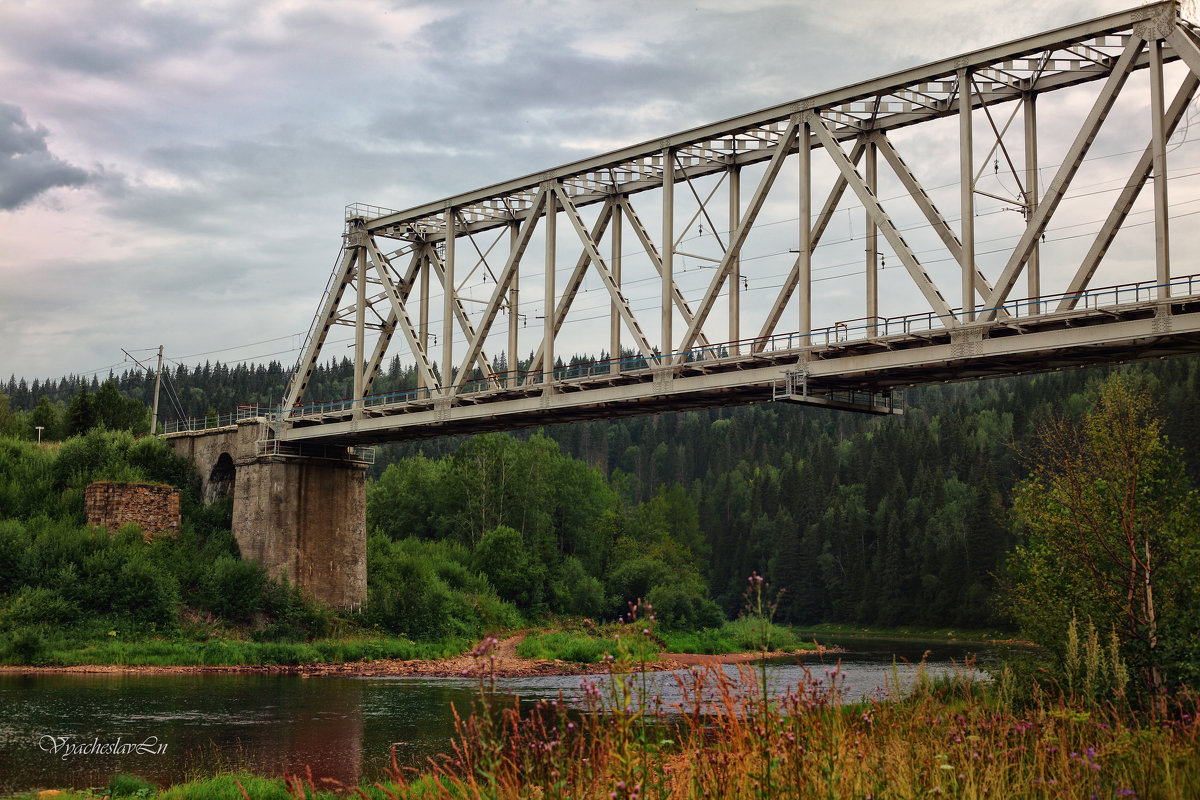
0, 638, 988, 794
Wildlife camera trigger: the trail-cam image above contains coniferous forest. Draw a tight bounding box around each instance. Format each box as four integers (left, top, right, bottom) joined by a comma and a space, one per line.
5, 354, 1200, 637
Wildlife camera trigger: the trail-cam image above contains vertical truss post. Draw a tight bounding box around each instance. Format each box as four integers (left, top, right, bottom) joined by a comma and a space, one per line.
729, 164, 741, 354
1150, 36, 1171, 299
959, 67, 975, 323
442, 210, 455, 393
544, 184, 557, 388
1024, 92, 1040, 313
611, 198, 622, 374
508, 221, 520, 388
419, 247, 430, 390
661, 147, 674, 363
353, 244, 367, 413
799, 119, 812, 339
865, 139, 878, 334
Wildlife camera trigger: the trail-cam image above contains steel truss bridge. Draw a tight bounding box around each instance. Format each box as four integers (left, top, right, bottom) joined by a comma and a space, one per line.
276, 2, 1200, 445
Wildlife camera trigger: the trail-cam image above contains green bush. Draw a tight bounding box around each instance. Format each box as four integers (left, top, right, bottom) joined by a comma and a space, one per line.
604, 556, 672, 613
367, 535, 455, 638
2, 626, 46, 663
0, 519, 31, 593
472, 525, 543, 607
109, 773, 156, 797
647, 580, 723, 631
251, 621, 307, 643
204, 555, 266, 622
119, 555, 180, 626
550, 557, 605, 618
1, 585, 79, 627
0, 437, 58, 519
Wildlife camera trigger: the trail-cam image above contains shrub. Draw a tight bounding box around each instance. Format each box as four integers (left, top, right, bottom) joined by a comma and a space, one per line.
367, 535, 455, 638
472, 525, 542, 607
204, 555, 266, 622
1, 585, 79, 627
550, 557, 605, 618
0, 519, 31, 594
2, 626, 45, 663
647, 581, 723, 631
119, 556, 180, 627
604, 557, 672, 613
109, 773, 156, 797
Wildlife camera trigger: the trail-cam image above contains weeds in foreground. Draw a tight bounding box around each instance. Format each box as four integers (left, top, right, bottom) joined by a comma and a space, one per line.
263, 603, 1198, 800
203, 662, 1198, 800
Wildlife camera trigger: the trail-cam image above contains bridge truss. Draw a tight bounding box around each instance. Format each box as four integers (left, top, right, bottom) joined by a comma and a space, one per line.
280, 1, 1200, 444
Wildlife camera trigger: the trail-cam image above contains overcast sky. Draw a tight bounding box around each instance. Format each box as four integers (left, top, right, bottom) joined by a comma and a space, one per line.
0, 0, 1177, 392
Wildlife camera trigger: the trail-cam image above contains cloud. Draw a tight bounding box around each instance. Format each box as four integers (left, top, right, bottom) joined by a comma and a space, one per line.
0, 102, 95, 210
0, 0, 1174, 384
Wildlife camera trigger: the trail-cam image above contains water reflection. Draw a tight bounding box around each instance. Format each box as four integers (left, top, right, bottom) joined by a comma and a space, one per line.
0, 639, 988, 794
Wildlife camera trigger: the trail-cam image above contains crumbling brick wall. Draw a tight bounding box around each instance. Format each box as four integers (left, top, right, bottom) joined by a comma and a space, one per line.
85, 482, 181, 538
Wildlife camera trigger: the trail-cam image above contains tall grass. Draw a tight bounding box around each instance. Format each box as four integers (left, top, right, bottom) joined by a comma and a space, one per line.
516, 617, 808, 664
6, 633, 469, 668
346, 665, 1197, 800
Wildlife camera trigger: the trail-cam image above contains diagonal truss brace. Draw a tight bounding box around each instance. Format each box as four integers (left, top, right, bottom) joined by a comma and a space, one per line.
675, 115, 802, 363
284, 245, 357, 410
451, 188, 547, 391
524, 199, 616, 382
1055, 31, 1200, 311
755, 138, 868, 350
616, 195, 712, 350
869, 131, 1001, 306
362, 246, 425, 395
363, 237, 442, 394
980, 35, 1145, 320
809, 113, 958, 326
426, 245, 497, 379
554, 186, 657, 360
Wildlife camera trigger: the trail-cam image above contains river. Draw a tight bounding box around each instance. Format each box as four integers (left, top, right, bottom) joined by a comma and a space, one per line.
0, 638, 988, 794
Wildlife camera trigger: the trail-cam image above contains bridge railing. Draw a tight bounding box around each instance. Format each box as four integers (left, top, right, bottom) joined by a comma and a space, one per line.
278, 273, 1200, 422
161, 404, 278, 434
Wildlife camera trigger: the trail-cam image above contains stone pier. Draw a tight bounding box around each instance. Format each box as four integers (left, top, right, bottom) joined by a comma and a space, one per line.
166, 418, 367, 610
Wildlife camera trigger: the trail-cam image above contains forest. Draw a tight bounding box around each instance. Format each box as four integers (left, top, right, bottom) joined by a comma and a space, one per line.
5, 354, 1200, 641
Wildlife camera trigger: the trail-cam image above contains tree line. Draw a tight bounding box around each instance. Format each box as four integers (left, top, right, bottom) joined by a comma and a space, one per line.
5, 354, 1200, 636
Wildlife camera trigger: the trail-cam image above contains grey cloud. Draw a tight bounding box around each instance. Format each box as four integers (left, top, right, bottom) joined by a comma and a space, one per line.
2, 3, 220, 77
0, 103, 94, 210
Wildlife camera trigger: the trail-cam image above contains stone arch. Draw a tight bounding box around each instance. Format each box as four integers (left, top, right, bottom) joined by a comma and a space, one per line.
206, 452, 236, 504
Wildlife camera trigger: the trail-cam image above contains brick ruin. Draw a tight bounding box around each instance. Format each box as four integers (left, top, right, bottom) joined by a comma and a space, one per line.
85, 481, 181, 539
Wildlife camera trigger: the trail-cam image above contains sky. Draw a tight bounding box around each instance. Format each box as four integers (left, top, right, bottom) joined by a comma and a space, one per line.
0, 0, 1186, 394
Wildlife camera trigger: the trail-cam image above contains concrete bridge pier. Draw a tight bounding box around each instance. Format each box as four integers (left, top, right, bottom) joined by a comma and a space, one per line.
167, 419, 367, 610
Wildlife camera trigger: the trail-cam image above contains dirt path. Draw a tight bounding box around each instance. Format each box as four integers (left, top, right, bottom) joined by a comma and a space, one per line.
0, 634, 837, 679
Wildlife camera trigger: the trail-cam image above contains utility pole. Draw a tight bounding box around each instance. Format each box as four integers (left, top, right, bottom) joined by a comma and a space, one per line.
122, 345, 165, 435
151, 345, 163, 435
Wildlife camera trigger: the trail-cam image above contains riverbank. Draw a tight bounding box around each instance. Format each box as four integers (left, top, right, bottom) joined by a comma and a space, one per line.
0, 616, 821, 675
793, 622, 1034, 647
0, 631, 831, 678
